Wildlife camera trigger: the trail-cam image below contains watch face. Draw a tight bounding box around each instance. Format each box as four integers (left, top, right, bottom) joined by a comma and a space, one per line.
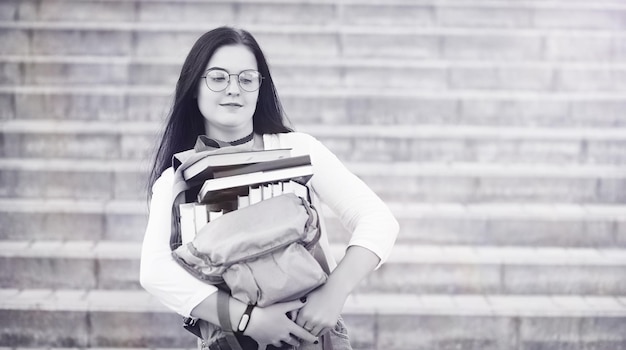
237, 314, 250, 332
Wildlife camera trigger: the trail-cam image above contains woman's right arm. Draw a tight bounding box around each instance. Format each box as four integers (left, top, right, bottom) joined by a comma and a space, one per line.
139, 168, 220, 317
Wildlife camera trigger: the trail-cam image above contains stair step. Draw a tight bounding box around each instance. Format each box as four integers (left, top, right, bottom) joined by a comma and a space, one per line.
2, 121, 625, 164
4, 158, 626, 176
2, 241, 624, 265
2, 161, 625, 203
5, 54, 626, 68
3, 59, 626, 93
5, 0, 626, 18
1, 22, 622, 62
4, 84, 626, 99
1, 289, 625, 316
2, 57, 626, 95
1, 289, 625, 348
5, 0, 626, 22
1, 198, 625, 247
3, 91, 626, 127
1, 241, 624, 294
3, 20, 624, 35
4, 198, 626, 218
4, 120, 626, 139
2, 159, 625, 203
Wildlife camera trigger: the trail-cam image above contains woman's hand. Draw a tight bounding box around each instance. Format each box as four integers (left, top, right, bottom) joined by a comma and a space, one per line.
295, 246, 382, 337
244, 299, 318, 348
294, 283, 350, 337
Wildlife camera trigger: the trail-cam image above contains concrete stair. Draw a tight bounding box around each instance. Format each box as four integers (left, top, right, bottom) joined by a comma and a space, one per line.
1, 241, 625, 295
3, 86, 626, 128
3, 175, 623, 204
1, 0, 626, 349
3, 121, 626, 164
4, 57, 626, 94
1, 289, 625, 349
2, 198, 626, 246
3, 157, 626, 203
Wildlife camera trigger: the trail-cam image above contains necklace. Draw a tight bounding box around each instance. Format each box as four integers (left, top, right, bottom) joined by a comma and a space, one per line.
194, 131, 256, 152
227, 131, 255, 146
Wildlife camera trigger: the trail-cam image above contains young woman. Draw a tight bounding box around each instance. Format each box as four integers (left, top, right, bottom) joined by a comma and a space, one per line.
140, 27, 399, 350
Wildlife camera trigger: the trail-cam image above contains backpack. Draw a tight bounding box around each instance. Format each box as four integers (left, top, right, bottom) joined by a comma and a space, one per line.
172, 193, 328, 307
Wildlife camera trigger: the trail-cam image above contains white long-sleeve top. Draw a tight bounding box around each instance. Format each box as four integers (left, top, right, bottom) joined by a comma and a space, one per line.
140, 132, 399, 317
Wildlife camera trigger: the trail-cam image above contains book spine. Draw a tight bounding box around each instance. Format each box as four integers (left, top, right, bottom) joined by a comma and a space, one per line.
179, 203, 197, 245
282, 180, 308, 199
209, 210, 223, 221
291, 180, 309, 200
262, 184, 273, 200
272, 182, 283, 197
237, 195, 249, 208
282, 181, 293, 194
194, 204, 208, 232
249, 185, 262, 204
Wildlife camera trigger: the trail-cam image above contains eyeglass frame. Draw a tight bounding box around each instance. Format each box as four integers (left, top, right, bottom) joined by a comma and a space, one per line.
200, 68, 264, 93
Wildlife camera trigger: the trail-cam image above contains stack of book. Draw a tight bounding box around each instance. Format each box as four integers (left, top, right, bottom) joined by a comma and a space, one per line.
178, 148, 314, 244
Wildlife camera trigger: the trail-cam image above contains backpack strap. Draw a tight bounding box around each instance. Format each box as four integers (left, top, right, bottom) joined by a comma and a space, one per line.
308, 189, 334, 350
308, 188, 332, 276
313, 246, 331, 276
217, 291, 244, 350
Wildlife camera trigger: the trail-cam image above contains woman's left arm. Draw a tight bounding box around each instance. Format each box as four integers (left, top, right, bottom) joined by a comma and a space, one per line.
296, 245, 380, 336
294, 135, 399, 336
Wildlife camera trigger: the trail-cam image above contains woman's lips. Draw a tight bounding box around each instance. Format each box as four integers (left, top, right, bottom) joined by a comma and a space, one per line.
220, 103, 243, 107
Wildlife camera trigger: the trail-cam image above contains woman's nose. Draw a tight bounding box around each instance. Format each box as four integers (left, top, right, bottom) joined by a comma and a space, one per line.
225, 78, 241, 96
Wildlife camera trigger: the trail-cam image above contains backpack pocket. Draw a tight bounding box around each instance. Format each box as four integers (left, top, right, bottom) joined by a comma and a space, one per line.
224, 243, 327, 307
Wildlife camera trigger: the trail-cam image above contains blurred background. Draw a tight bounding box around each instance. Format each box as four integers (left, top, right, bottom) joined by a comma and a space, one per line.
1, 0, 626, 349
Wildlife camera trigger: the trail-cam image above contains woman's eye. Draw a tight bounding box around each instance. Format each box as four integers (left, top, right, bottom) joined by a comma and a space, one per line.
211, 76, 226, 82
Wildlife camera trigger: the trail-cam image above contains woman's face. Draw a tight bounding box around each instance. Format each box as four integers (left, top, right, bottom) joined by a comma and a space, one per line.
197, 44, 260, 134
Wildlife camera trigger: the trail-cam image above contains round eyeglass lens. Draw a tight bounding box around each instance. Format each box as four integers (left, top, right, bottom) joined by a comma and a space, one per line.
238, 70, 262, 92
205, 70, 230, 92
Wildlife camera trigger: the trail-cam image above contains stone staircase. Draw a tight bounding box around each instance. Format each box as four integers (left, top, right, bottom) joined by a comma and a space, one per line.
1, 0, 626, 349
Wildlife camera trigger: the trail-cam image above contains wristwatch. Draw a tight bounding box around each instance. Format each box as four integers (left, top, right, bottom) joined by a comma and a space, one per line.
236, 304, 255, 334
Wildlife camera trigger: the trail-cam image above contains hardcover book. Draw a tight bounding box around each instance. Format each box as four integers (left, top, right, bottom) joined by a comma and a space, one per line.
197, 165, 313, 203
212, 155, 312, 179
181, 148, 293, 181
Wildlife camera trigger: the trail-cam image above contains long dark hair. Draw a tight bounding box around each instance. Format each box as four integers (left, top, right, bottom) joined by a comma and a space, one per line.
148, 27, 292, 194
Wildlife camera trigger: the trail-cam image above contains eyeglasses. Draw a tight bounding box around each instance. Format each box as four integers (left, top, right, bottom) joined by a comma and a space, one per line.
201, 68, 263, 92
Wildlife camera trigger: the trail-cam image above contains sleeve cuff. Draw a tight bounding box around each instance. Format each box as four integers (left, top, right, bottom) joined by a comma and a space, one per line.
179, 287, 219, 318
346, 239, 393, 270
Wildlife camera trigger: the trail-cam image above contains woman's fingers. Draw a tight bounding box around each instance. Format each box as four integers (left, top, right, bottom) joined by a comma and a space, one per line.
280, 298, 307, 313
311, 324, 326, 337
288, 323, 318, 343
283, 335, 301, 347
298, 313, 335, 337
245, 299, 320, 345
272, 336, 300, 348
